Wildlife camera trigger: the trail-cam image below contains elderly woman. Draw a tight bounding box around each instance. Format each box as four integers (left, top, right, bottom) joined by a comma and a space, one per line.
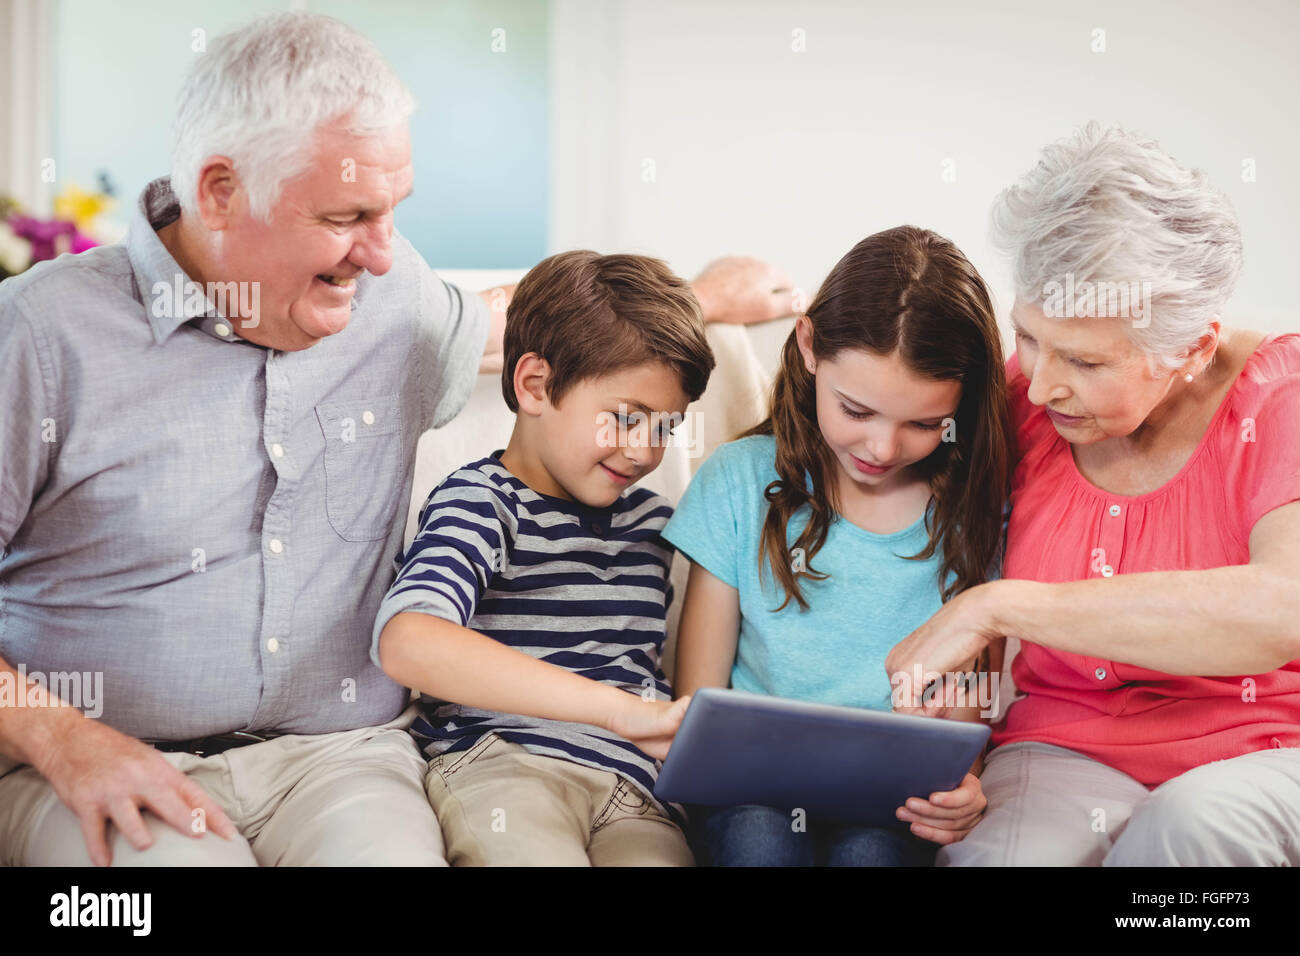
887, 124, 1300, 866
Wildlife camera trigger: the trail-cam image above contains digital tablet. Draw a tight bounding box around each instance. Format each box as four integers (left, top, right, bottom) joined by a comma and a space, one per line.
654, 687, 990, 826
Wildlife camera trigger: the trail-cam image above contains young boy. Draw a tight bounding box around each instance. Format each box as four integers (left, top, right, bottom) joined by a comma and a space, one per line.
372, 250, 715, 866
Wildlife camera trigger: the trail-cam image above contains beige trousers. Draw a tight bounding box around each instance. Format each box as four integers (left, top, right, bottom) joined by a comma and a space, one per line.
0, 704, 446, 866
425, 732, 694, 866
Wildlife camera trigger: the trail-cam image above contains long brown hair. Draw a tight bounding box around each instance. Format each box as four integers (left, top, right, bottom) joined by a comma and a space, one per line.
738, 226, 1011, 612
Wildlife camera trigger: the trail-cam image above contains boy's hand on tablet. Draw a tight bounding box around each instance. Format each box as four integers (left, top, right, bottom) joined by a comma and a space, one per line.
606, 693, 691, 761
894, 772, 987, 845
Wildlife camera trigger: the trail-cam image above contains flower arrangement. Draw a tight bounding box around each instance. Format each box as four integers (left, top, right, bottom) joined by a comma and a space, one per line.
0, 174, 118, 281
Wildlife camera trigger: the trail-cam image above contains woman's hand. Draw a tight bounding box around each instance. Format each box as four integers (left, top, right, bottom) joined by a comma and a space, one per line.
887, 581, 1006, 716
605, 694, 691, 761
895, 773, 987, 845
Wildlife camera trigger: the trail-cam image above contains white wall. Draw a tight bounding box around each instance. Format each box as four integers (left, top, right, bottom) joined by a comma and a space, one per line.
2, 0, 53, 211
42, 0, 549, 267
550, 0, 1300, 337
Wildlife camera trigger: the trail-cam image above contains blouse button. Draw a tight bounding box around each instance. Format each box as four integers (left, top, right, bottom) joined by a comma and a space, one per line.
1101, 564, 1115, 577
1095, 667, 1107, 681
1108, 504, 1122, 517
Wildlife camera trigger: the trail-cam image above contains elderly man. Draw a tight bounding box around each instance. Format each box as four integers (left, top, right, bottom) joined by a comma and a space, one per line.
0, 12, 792, 867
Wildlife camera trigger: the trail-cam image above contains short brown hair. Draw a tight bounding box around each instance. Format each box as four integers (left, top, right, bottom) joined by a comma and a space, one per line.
501, 250, 715, 413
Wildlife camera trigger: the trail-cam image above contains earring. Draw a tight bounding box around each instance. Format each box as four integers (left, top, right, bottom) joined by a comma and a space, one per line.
1184, 372, 1194, 383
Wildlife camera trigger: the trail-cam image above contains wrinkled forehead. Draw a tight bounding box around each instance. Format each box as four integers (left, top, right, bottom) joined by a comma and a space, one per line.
1011, 298, 1134, 353
294, 118, 414, 205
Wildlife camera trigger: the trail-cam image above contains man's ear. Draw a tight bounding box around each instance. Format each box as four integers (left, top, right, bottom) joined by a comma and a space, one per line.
513, 353, 552, 416
193, 157, 240, 231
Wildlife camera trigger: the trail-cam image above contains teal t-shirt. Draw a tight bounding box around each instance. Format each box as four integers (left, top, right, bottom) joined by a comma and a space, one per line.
661, 434, 950, 711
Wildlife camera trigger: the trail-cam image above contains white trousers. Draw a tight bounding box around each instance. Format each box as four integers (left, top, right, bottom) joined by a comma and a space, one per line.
939, 741, 1300, 866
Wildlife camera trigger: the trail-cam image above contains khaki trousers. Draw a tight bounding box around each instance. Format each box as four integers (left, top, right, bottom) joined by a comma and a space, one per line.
425, 732, 694, 866
0, 704, 446, 866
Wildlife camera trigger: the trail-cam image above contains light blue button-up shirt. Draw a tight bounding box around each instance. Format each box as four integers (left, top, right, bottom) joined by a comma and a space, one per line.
0, 177, 490, 740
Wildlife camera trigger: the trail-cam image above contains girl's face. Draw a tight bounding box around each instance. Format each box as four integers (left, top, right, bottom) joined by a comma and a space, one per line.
795, 315, 961, 492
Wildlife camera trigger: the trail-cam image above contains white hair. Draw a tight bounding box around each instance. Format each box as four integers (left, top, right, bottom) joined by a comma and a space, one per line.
991, 122, 1244, 370
170, 12, 416, 221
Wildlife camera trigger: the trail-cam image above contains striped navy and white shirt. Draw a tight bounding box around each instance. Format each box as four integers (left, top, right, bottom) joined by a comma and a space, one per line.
371, 450, 681, 819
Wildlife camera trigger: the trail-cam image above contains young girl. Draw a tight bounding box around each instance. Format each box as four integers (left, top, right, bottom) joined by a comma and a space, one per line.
661, 225, 1012, 866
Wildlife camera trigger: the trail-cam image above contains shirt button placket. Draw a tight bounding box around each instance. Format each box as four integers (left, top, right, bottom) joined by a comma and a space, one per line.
1093, 499, 1129, 685
1097, 499, 1125, 579
253, 351, 296, 727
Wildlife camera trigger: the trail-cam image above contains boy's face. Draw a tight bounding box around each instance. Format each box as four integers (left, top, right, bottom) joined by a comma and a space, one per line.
534, 362, 692, 507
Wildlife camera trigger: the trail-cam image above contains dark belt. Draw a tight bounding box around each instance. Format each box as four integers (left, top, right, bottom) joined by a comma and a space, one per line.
151, 730, 279, 757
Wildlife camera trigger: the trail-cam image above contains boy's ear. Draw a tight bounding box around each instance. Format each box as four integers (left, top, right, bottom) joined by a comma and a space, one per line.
513, 352, 552, 415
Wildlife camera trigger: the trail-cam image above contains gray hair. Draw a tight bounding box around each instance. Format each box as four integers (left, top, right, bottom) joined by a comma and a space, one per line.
170, 12, 416, 221
991, 122, 1244, 370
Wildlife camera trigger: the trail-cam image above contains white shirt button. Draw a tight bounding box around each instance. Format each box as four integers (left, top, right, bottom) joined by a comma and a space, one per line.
269, 538, 283, 554
267, 638, 280, 654
1108, 504, 1122, 517
271, 443, 285, 458
362, 410, 376, 426
1095, 666, 1107, 680
215, 322, 231, 337
1101, 564, 1114, 577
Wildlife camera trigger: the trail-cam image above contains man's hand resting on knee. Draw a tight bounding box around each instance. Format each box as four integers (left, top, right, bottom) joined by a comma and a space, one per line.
1, 661, 239, 866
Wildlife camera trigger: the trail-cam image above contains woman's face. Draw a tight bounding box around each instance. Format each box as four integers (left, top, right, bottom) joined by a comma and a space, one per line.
1010, 299, 1185, 444
795, 315, 961, 492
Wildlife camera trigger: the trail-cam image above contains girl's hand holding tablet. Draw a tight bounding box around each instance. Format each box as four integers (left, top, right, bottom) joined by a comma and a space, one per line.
895, 772, 988, 844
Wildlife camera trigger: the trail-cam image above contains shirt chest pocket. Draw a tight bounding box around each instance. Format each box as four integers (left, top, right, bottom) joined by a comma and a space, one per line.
314, 393, 404, 542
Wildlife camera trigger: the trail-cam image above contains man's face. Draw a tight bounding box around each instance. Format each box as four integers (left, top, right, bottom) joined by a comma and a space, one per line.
534, 362, 692, 508
1011, 299, 1174, 444
216, 118, 414, 350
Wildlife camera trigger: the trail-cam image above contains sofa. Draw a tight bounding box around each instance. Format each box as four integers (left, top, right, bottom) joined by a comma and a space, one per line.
408, 273, 1020, 713
406, 278, 796, 680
